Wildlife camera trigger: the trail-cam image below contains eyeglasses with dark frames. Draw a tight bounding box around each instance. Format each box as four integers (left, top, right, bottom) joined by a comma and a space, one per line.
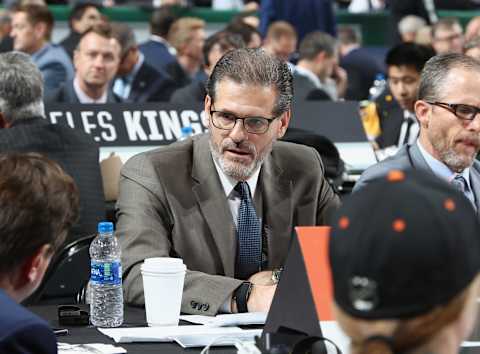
427, 101, 480, 121
209, 101, 279, 135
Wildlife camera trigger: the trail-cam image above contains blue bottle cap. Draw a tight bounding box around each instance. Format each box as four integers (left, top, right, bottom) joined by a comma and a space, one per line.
181, 126, 193, 135
98, 221, 113, 233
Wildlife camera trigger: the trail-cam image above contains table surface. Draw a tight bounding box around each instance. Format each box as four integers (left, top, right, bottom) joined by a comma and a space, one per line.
30, 305, 238, 354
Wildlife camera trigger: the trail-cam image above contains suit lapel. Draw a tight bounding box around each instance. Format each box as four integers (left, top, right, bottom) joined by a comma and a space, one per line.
468, 162, 480, 216
68, 81, 81, 103
191, 135, 237, 276
408, 143, 433, 172
260, 148, 293, 267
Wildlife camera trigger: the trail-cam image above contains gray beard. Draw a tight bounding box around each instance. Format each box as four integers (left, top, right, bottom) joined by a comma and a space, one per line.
209, 138, 273, 181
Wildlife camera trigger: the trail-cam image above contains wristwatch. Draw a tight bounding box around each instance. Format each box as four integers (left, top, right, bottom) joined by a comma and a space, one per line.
272, 267, 283, 284
233, 281, 253, 313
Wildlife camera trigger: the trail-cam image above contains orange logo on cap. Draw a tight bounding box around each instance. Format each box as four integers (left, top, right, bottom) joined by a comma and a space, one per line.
338, 216, 350, 229
387, 170, 405, 182
392, 219, 406, 233
444, 198, 456, 212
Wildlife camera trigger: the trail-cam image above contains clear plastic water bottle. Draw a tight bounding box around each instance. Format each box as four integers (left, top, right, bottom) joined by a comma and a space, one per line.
179, 126, 193, 141
368, 73, 387, 101
89, 221, 123, 327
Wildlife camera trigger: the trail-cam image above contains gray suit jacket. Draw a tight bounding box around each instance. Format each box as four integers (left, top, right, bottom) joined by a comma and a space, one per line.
32, 43, 74, 97
354, 143, 480, 212
116, 133, 340, 315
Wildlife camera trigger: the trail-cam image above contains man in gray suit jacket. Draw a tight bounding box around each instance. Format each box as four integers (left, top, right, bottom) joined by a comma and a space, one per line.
355, 53, 480, 213
116, 48, 340, 316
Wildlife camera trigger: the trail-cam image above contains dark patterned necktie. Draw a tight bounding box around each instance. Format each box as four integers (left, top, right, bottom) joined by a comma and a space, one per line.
235, 182, 262, 280
452, 174, 477, 211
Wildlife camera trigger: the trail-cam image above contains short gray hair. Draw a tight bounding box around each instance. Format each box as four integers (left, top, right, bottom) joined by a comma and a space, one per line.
206, 48, 293, 116
0, 51, 44, 123
398, 15, 426, 35
298, 31, 337, 60
418, 53, 480, 101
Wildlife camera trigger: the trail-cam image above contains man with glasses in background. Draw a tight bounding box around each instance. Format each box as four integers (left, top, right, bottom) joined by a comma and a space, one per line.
432, 18, 464, 55
355, 53, 480, 215
116, 48, 340, 316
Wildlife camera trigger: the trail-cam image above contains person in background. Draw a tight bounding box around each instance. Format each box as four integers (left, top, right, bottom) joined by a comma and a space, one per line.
259, 0, 336, 42
293, 31, 347, 101
59, 1, 102, 59
0, 152, 79, 354
361, 43, 434, 152
139, 5, 178, 73
165, 17, 206, 89
0, 9, 12, 53
398, 15, 427, 43
338, 25, 385, 101
170, 30, 245, 104
431, 18, 464, 55
116, 48, 340, 316
225, 20, 262, 48
464, 36, 480, 60
47, 22, 121, 103
11, 4, 74, 96
262, 21, 297, 62
111, 22, 177, 102
355, 53, 480, 218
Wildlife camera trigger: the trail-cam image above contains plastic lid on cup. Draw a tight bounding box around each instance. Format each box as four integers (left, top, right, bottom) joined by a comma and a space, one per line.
141, 257, 186, 273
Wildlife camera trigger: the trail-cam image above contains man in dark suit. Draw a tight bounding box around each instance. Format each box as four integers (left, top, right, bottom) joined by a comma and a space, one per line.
139, 5, 177, 73
59, 2, 102, 59
117, 48, 340, 316
293, 31, 346, 102
0, 51, 105, 238
338, 25, 385, 101
112, 22, 177, 102
170, 30, 245, 105
362, 43, 434, 150
355, 53, 480, 215
48, 23, 122, 104
0, 152, 79, 354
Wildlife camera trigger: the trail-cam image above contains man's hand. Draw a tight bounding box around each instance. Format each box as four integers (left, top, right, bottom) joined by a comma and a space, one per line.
247, 283, 277, 313
332, 64, 348, 99
248, 270, 276, 286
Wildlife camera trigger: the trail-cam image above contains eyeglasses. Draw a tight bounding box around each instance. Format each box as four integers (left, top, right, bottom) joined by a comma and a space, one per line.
427, 101, 480, 121
209, 103, 278, 134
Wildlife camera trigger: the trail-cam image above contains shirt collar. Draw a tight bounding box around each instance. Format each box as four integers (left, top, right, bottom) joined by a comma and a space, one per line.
212, 155, 261, 198
294, 65, 322, 89
149, 35, 177, 56
73, 77, 108, 104
416, 139, 472, 188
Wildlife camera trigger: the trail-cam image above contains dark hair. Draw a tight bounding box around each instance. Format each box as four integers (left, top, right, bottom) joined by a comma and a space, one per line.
0, 153, 79, 276
150, 5, 178, 37
385, 43, 435, 73
68, 2, 101, 30
14, 4, 54, 41
298, 31, 336, 60
418, 53, 480, 101
203, 30, 245, 67
207, 48, 293, 116
225, 21, 261, 48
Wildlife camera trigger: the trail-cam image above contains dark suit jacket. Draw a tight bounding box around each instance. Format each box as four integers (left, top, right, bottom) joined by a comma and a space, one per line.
340, 47, 385, 101
116, 133, 340, 315
165, 60, 192, 89
0, 289, 57, 354
139, 39, 176, 74
59, 31, 81, 60
169, 79, 206, 105
292, 71, 332, 104
46, 80, 122, 104
0, 117, 105, 238
354, 143, 480, 215
117, 61, 178, 102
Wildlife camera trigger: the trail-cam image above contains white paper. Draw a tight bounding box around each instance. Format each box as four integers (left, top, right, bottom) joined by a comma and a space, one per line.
58, 342, 127, 354
98, 325, 243, 343
173, 329, 262, 348
462, 341, 480, 347
320, 321, 351, 354
180, 312, 267, 327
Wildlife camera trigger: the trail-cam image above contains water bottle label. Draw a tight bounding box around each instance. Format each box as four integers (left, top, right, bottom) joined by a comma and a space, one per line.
90, 261, 122, 285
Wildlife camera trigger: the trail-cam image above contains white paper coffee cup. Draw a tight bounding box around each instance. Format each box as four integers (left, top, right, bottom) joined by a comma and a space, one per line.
141, 257, 186, 326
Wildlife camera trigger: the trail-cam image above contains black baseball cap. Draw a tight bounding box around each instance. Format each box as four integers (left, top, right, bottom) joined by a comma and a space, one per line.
329, 169, 480, 319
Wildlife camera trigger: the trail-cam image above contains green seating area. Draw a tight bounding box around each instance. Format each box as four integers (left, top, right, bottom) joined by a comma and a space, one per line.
44, 6, 480, 46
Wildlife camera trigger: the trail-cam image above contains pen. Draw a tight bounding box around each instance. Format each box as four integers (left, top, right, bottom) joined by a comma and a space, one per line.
53, 328, 69, 336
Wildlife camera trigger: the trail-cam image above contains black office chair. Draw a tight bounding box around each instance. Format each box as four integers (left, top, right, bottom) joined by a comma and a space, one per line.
24, 234, 95, 305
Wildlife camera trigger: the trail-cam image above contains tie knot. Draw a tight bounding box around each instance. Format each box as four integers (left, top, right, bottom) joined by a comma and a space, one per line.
452, 174, 468, 193
235, 182, 251, 199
